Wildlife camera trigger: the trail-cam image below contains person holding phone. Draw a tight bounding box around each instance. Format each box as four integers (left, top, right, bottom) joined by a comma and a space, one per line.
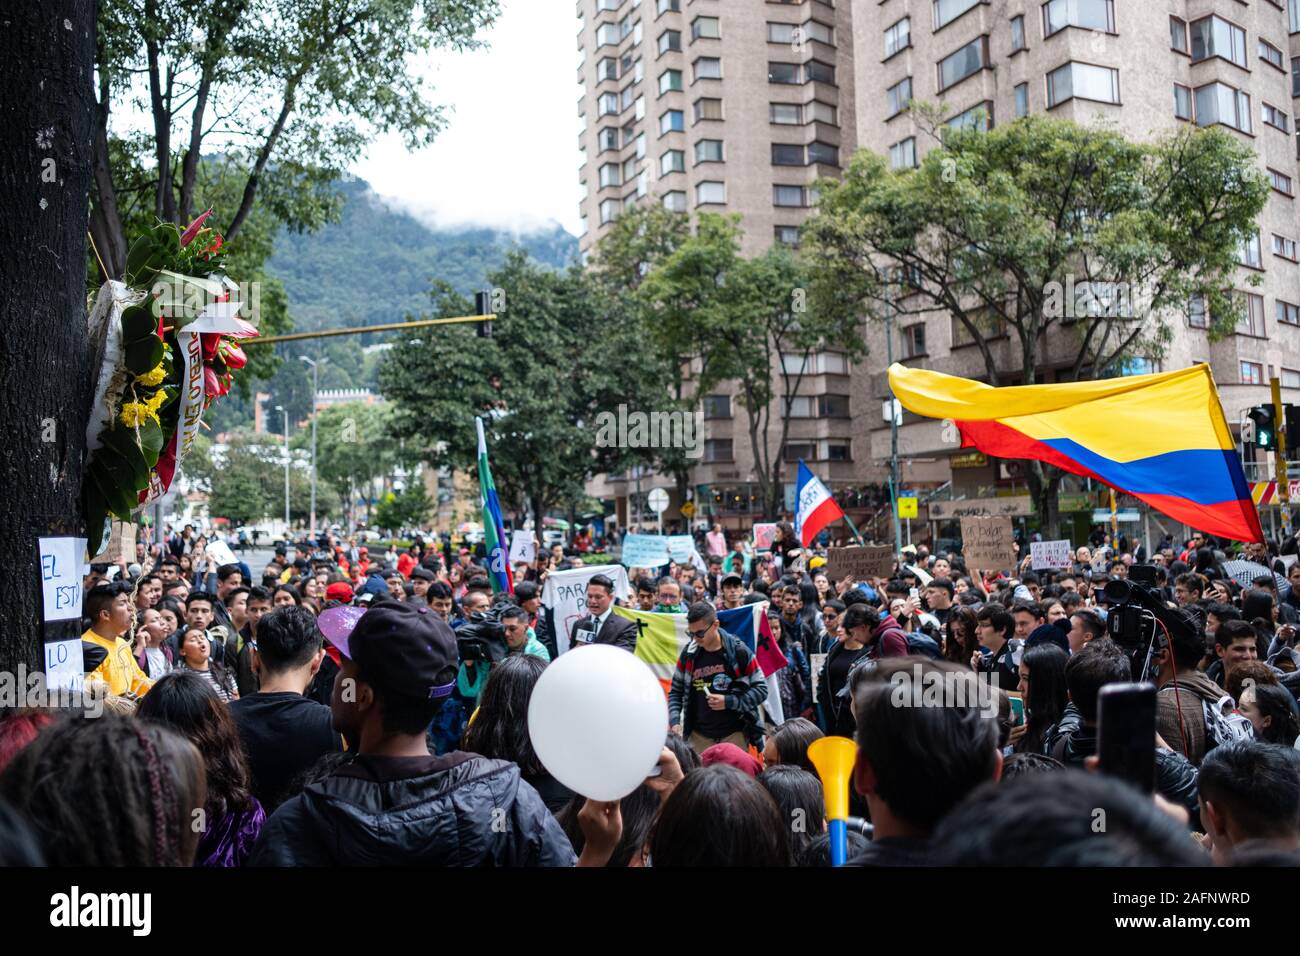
667, 603, 768, 756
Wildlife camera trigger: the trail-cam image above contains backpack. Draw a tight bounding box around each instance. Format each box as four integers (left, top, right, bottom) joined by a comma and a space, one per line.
876, 621, 942, 660
1202, 694, 1255, 750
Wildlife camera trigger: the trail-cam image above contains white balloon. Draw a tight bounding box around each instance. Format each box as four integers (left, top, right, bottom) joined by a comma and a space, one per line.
527, 644, 669, 801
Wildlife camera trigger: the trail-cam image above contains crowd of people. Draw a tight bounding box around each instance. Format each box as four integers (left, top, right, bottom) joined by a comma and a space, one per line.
1, 517, 1299, 868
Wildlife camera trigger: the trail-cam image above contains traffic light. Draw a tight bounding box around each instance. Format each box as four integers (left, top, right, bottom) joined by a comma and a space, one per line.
1287, 404, 1300, 459
474, 290, 492, 339
1248, 405, 1277, 450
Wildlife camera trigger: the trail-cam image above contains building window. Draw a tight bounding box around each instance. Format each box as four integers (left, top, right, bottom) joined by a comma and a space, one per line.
1241, 361, 1265, 385
1283, 368, 1300, 390
1015, 82, 1029, 117
1174, 84, 1193, 121
693, 97, 723, 122
806, 60, 835, 84
599, 198, 620, 224
599, 163, 621, 188
1293, 57, 1300, 98
775, 225, 800, 246
696, 180, 725, 205
1261, 39, 1286, 71
786, 396, 815, 418
694, 56, 722, 80
657, 30, 680, 55
1042, 0, 1115, 38
634, 132, 646, 158
1190, 16, 1248, 69
1170, 16, 1188, 54
701, 395, 731, 419
658, 69, 682, 95
599, 126, 620, 151
938, 36, 988, 92
947, 102, 993, 131
819, 394, 851, 418
691, 16, 720, 40
772, 143, 804, 166
598, 92, 619, 115
768, 22, 798, 44
702, 439, 733, 462
1263, 102, 1289, 132
770, 102, 802, 124
1274, 233, 1299, 261
660, 149, 685, 175
952, 309, 1005, 346
1010, 15, 1026, 52
885, 18, 911, 58
695, 139, 723, 163
808, 141, 838, 166
597, 56, 619, 82
889, 137, 918, 169
662, 190, 687, 212
634, 94, 645, 120
597, 23, 620, 47
934, 0, 981, 31
1195, 82, 1251, 133
622, 155, 639, 183
1047, 62, 1120, 108
659, 109, 684, 134
773, 184, 809, 206
1188, 293, 1209, 328
825, 441, 851, 462
782, 442, 816, 462
806, 20, 835, 45
900, 323, 927, 358
1277, 299, 1300, 326
656, 0, 680, 13
1239, 232, 1263, 269
1269, 167, 1295, 196
808, 100, 838, 125
768, 61, 800, 84
887, 77, 913, 118
1237, 293, 1266, 336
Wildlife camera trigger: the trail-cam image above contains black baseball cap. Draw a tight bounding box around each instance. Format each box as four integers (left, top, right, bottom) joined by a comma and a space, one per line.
411, 567, 435, 582
722, 573, 743, 587
318, 602, 456, 700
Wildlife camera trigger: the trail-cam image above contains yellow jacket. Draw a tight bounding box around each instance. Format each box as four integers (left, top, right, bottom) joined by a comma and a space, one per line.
82, 629, 153, 698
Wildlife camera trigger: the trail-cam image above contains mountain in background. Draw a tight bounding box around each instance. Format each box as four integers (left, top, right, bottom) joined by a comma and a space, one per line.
267, 176, 579, 331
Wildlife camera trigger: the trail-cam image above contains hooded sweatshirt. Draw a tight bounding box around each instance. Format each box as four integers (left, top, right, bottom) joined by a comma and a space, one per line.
1156, 669, 1227, 766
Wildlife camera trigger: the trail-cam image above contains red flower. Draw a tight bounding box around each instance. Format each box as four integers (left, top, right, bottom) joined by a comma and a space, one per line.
207, 235, 224, 253
200, 333, 223, 362
203, 365, 228, 398
221, 342, 247, 370
179, 209, 213, 248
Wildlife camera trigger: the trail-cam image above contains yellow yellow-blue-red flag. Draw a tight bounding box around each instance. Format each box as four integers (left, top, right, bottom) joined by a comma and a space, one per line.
887, 363, 1263, 543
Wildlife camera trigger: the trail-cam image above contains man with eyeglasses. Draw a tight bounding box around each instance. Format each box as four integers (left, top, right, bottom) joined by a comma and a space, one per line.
667, 602, 768, 756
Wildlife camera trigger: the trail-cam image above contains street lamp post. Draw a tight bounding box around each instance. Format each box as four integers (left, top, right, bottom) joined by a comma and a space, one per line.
299, 356, 326, 540
276, 404, 290, 531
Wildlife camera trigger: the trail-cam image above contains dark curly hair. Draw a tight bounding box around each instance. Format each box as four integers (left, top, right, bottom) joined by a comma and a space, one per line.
0, 713, 205, 866
462, 654, 547, 775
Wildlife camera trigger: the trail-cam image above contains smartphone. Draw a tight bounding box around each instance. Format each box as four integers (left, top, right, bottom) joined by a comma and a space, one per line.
1097, 682, 1156, 793
909, 587, 919, 599
1008, 696, 1025, 727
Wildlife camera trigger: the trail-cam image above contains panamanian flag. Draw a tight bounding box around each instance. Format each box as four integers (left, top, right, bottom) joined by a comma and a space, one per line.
794, 460, 845, 547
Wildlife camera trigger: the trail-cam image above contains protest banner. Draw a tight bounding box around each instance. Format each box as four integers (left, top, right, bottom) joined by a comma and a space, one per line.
825, 545, 895, 582
542, 564, 631, 655
38, 535, 86, 692
667, 534, 706, 571
508, 530, 536, 565
1030, 539, 1073, 570
959, 516, 1017, 570
622, 532, 670, 569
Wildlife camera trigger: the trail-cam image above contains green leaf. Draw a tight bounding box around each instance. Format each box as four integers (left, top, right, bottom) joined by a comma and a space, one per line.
89, 455, 140, 518
120, 304, 157, 344
102, 427, 150, 486
83, 482, 110, 556
137, 417, 164, 467
124, 336, 164, 375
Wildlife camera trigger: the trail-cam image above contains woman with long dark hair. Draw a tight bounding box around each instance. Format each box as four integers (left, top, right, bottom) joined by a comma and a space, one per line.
461, 654, 573, 812
650, 764, 791, 866
762, 717, 824, 774
1014, 643, 1069, 754
1239, 682, 1300, 747
944, 606, 980, 667
137, 671, 265, 866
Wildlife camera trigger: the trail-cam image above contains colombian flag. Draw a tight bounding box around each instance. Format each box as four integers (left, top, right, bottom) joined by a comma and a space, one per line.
888, 363, 1263, 544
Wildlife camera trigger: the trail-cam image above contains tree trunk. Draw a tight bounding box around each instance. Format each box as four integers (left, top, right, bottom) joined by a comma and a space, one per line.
0, 0, 95, 673
1028, 462, 1063, 540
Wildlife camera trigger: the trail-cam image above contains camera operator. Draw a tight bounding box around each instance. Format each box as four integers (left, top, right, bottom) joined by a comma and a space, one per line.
1150, 610, 1233, 766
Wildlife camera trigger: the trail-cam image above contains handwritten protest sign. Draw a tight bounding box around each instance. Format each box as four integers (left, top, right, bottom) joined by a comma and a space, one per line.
825, 545, 896, 582
38, 536, 87, 692
753, 523, 777, 551
541, 565, 631, 655
959, 516, 1017, 570
508, 530, 535, 565
1030, 539, 1073, 570
622, 533, 671, 569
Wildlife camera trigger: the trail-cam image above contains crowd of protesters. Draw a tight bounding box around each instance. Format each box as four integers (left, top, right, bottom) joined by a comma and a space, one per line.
1, 518, 1298, 868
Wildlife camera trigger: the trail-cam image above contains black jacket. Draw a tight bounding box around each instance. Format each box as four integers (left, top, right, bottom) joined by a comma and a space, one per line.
569, 611, 639, 653
248, 752, 576, 866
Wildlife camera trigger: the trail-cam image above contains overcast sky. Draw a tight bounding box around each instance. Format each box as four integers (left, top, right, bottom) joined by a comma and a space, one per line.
353, 0, 582, 237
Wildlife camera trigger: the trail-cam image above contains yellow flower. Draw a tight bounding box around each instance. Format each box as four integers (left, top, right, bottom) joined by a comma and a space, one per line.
119, 390, 166, 429
146, 390, 167, 414
136, 362, 166, 387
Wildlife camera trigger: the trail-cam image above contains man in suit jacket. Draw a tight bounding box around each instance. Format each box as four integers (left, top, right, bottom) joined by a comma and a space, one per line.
569, 574, 638, 653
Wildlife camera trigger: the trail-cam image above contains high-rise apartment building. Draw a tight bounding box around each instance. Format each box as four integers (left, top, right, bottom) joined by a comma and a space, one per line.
857, 0, 1300, 537
576, 0, 1300, 537
576, 0, 879, 531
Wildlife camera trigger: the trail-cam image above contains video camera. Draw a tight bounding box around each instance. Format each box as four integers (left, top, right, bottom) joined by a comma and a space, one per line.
456, 605, 510, 664
1102, 566, 1200, 680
